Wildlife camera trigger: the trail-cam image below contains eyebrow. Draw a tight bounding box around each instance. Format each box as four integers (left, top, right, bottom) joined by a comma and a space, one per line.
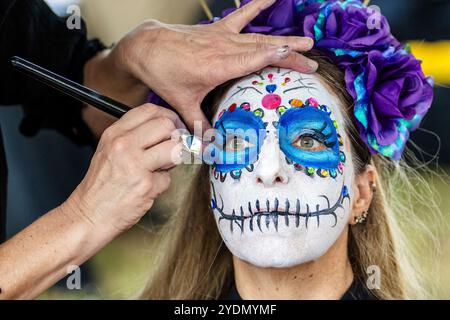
281, 70, 294, 77
283, 85, 317, 94
282, 76, 318, 94
225, 86, 263, 102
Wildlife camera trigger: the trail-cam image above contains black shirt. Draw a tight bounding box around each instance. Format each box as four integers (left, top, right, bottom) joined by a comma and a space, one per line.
0, 0, 104, 242
0, 127, 6, 241
227, 279, 378, 300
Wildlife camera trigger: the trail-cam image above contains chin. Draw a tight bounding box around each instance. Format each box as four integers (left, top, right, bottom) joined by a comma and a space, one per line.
225, 232, 335, 269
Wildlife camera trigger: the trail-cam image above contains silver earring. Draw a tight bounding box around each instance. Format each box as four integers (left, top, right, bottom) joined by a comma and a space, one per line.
355, 211, 368, 224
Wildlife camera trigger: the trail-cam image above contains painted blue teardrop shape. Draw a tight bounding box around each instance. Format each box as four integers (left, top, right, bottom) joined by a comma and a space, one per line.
211, 199, 217, 209
342, 186, 349, 198
266, 84, 277, 93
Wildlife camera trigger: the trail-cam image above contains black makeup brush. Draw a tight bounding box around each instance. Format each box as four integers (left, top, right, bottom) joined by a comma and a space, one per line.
10, 56, 205, 160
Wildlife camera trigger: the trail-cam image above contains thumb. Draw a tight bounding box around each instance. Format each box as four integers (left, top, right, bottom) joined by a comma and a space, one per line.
178, 106, 212, 134
226, 45, 292, 79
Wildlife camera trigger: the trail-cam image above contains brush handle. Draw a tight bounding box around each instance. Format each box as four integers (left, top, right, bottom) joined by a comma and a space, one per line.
11, 56, 131, 118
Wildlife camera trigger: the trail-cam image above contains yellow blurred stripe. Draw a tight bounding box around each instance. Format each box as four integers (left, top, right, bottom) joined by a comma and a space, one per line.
410, 41, 450, 85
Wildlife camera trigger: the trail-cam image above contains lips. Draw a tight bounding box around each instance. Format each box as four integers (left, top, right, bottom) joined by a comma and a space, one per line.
211, 183, 350, 234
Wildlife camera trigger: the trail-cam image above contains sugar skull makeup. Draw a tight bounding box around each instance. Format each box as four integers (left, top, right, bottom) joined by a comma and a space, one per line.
209, 67, 354, 268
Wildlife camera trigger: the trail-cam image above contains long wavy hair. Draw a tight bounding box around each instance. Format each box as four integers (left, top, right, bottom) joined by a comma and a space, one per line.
140, 53, 441, 300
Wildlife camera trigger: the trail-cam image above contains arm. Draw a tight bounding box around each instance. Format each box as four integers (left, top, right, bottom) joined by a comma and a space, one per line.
0, 204, 106, 299
0, 104, 183, 300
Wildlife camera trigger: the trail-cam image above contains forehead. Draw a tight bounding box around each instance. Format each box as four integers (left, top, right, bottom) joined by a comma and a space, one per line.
213, 67, 346, 126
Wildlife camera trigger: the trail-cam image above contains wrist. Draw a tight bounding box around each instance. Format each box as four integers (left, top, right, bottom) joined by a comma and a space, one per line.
58, 192, 119, 263
84, 48, 148, 106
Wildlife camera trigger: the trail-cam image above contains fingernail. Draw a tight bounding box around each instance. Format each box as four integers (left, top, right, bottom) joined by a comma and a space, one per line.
276, 45, 291, 59
262, 0, 277, 10
305, 37, 314, 49
308, 59, 319, 72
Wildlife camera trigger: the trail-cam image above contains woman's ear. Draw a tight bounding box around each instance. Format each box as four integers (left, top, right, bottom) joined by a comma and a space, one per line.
349, 164, 377, 225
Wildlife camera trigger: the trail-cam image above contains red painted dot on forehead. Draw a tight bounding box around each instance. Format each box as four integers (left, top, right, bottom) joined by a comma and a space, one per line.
262, 94, 282, 110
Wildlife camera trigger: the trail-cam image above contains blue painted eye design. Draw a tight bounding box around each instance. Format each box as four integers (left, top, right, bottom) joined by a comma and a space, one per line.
224, 135, 256, 152
278, 106, 340, 170
211, 107, 266, 173
293, 136, 325, 151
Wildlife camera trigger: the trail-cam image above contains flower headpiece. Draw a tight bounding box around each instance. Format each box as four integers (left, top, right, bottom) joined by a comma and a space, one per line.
151, 0, 434, 160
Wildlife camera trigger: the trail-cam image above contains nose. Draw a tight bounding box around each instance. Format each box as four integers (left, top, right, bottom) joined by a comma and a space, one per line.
254, 135, 289, 187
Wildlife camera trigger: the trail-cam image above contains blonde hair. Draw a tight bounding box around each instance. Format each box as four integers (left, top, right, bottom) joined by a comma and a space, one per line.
140, 53, 442, 300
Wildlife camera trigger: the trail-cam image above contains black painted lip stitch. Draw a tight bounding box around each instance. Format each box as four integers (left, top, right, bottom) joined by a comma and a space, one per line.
211, 183, 350, 233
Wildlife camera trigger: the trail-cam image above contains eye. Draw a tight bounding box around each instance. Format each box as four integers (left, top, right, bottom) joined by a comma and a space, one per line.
292, 135, 327, 151
225, 135, 255, 152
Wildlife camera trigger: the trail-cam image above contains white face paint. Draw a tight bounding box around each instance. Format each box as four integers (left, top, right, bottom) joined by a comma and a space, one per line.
209, 67, 355, 268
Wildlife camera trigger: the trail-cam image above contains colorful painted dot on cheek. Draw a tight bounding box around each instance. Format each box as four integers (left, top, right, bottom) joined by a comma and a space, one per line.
340, 151, 346, 163
306, 98, 319, 107
289, 99, 304, 108
338, 162, 344, 173
317, 169, 329, 178
240, 102, 251, 111
253, 108, 265, 118
268, 73, 274, 82
333, 120, 339, 129
211, 198, 217, 209
306, 167, 315, 176
330, 169, 338, 178
262, 94, 282, 110
338, 134, 344, 146
276, 105, 287, 117
228, 103, 237, 112
319, 105, 332, 115
230, 170, 242, 180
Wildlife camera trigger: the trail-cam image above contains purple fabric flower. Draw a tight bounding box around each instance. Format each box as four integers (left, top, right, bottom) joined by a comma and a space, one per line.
302, 2, 401, 53
344, 48, 434, 158
226, 0, 304, 35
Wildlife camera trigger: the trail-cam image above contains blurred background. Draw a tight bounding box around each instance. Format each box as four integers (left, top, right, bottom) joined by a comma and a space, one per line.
0, 0, 449, 299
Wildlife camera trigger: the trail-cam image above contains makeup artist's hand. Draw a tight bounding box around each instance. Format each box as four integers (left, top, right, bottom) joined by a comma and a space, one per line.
90, 0, 317, 131
66, 104, 184, 234
0, 104, 184, 299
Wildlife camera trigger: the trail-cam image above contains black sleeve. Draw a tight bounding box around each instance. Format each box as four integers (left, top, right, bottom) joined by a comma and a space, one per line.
0, 128, 6, 242
0, 0, 106, 145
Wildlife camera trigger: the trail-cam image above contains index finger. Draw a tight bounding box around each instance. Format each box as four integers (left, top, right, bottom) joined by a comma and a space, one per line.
218, 0, 276, 33
114, 103, 186, 132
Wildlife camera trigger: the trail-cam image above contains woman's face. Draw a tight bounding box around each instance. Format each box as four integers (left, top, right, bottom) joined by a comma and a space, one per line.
209, 67, 355, 268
